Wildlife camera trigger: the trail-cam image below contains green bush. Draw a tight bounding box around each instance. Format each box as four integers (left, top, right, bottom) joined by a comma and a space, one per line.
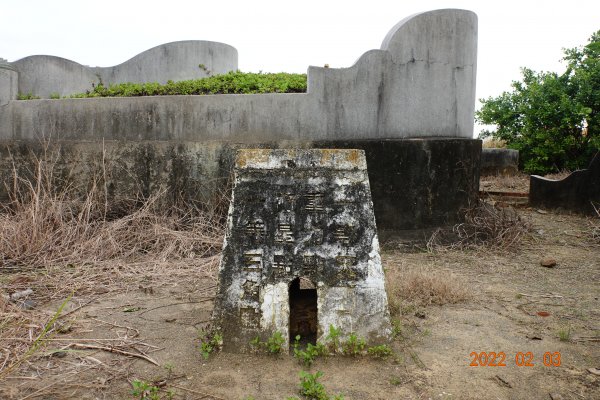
477, 30, 600, 174
68, 71, 307, 98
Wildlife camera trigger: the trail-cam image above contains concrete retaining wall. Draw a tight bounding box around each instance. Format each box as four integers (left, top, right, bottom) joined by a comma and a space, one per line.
8, 41, 238, 99
481, 148, 519, 176
0, 138, 480, 230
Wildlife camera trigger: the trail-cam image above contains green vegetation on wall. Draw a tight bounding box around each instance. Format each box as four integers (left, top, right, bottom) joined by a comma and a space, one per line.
476, 30, 600, 174
69, 71, 307, 98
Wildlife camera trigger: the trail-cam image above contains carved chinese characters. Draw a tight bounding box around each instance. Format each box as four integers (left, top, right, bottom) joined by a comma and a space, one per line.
213, 149, 391, 351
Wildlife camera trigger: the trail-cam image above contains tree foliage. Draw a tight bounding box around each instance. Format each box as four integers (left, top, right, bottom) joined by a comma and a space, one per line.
477, 31, 600, 174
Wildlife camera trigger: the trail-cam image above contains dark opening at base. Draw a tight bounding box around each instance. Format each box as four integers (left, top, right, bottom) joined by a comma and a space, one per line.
289, 277, 317, 347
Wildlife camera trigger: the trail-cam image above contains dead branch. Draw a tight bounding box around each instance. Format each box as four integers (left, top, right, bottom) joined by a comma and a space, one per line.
68, 343, 159, 366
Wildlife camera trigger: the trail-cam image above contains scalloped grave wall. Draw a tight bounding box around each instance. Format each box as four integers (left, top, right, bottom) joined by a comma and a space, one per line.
0, 9, 481, 231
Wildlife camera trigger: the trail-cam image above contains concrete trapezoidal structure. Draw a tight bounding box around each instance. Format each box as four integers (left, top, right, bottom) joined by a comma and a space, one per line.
212, 149, 392, 352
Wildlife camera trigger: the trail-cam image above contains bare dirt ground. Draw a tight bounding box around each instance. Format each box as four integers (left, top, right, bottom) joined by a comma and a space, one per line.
1, 189, 599, 399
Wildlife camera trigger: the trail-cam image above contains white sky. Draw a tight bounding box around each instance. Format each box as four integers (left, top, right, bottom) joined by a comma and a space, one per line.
1, 0, 599, 137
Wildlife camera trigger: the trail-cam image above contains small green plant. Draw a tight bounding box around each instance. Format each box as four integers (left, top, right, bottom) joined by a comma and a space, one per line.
198, 330, 223, 360
265, 331, 285, 354
367, 344, 393, 359
198, 63, 211, 75
342, 333, 366, 356
298, 371, 344, 400
163, 362, 174, 379
390, 377, 402, 386
299, 371, 327, 399
249, 331, 286, 355
250, 336, 261, 348
17, 92, 40, 100
131, 379, 160, 400
293, 335, 327, 366
49, 92, 61, 99
325, 325, 341, 353
558, 326, 571, 342
391, 319, 403, 339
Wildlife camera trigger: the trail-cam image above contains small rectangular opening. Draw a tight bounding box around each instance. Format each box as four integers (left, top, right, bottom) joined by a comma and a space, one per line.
289, 277, 317, 347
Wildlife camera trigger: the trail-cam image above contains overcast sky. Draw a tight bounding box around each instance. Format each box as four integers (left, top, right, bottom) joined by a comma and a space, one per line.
1, 0, 599, 137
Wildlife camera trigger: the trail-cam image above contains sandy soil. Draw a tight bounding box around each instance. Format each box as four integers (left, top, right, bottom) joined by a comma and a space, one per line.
1, 208, 599, 399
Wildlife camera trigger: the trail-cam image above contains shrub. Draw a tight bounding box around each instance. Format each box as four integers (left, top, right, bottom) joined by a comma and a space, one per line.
68, 71, 307, 98
477, 31, 600, 174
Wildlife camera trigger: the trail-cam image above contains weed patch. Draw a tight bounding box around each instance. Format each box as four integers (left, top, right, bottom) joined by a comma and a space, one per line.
198, 329, 223, 360
250, 331, 286, 355
296, 371, 344, 400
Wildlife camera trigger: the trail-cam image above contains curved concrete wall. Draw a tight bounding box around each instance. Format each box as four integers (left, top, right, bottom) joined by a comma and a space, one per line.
0, 60, 18, 106
10, 41, 238, 98
1, 9, 477, 140
530, 152, 600, 214
11, 56, 100, 99
307, 8, 477, 138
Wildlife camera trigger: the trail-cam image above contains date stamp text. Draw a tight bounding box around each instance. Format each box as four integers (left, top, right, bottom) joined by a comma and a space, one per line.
469, 351, 561, 367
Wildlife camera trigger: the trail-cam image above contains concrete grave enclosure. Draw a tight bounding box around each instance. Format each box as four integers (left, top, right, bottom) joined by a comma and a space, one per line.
0, 9, 480, 232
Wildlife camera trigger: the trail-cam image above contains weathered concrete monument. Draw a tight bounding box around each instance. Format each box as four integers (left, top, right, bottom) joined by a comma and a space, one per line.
0, 9, 480, 231
213, 149, 391, 350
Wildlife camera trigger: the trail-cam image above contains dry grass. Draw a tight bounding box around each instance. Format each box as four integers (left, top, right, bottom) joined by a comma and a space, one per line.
427, 201, 532, 251
591, 203, 600, 243
0, 153, 225, 269
481, 138, 507, 149
542, 170, 573, 180
386, 265, 469, 314
479, 173, 530, 193
0, 150, 227, 377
